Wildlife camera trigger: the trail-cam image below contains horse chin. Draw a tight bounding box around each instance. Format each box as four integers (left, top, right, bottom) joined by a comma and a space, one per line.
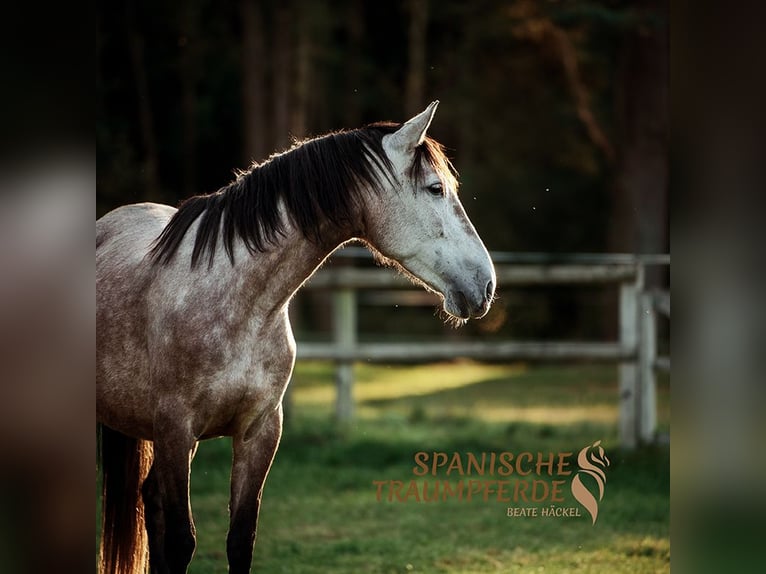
441, 307, 470, 327
442, 295, 471, 323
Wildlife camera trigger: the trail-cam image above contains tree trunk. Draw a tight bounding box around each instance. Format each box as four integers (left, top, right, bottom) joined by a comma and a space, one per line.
124, 3, 161, 201
344, 0, 364, 127
405, 0, 429, 116
241, 0, 268, 164
179, 4, 199, 197
610, 1, 669, 287
291, 0, 311, 141
455, 15, 478, 167
272, 2, 293, 151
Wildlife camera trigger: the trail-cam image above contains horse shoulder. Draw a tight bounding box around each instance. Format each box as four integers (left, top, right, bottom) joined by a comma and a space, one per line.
97, 202, 177, 434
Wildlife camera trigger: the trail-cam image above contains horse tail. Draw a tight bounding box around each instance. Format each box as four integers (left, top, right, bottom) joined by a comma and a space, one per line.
98, 423, 153, 574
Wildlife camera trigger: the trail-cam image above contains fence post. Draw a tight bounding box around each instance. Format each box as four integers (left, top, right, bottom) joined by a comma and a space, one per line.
334, 287, 357, 423
618, 265, 643, 449
638, 291, 658, 443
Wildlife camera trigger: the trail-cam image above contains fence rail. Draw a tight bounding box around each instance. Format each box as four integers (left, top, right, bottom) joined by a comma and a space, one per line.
298, 341, 635, 362
295, 250, 669, 449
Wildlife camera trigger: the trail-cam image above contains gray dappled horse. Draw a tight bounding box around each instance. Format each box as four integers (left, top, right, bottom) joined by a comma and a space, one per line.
97, 102, 495, 573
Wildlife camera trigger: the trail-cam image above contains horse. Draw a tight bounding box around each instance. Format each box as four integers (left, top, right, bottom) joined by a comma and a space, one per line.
97, 101, 496, 574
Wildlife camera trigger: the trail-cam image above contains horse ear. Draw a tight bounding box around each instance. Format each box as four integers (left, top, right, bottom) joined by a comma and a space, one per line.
386, 100, 439, 153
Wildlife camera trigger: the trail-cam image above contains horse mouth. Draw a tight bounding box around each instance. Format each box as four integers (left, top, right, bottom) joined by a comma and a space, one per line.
444, 289, 491, 320
394, 256, 494, 321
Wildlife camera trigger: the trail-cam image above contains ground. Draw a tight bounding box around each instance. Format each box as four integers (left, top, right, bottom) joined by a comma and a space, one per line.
184, 361, 670, 573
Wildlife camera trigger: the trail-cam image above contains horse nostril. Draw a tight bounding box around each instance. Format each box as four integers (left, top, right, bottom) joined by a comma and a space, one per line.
457, 291, 470, 317
485, 280, 494, 301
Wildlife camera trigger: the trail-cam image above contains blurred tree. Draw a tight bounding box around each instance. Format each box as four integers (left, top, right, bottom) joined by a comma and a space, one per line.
241, 0, 269, 163
272, 1, 293, 151
291, 0, 312, 141
178, 2, 201, 197
343, 0, 364, 126
124, 1, 161, 201
510, 5, 615, 162
611, 0, 668, 263
405, 0, 429, 116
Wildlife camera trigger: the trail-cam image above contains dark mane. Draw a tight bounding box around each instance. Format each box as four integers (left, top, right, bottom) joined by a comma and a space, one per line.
150, 123, 458, 268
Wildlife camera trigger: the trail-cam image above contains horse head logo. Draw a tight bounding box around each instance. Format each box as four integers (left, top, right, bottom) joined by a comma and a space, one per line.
570, 440, 610, 525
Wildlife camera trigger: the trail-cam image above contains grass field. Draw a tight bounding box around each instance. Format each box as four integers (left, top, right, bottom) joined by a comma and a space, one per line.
182, 361, 669, 573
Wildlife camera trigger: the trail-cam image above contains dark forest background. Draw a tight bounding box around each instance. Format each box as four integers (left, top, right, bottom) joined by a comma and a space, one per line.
97, 0, 668, 340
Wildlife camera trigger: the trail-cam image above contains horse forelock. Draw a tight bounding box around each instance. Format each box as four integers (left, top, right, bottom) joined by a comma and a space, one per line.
149, 123, 456, 269
413, 136, 459, 191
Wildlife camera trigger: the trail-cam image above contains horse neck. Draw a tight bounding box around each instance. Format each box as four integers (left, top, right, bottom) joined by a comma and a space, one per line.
226, 218, 352, 320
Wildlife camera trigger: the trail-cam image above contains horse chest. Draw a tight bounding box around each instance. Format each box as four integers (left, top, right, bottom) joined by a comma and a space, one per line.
189, 328, 295, 437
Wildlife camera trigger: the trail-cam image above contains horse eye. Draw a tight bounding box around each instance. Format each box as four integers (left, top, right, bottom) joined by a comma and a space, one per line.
426, 183, 444, 196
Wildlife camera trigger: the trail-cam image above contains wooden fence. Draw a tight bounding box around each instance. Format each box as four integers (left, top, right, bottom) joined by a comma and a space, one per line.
295, 249, 670, 449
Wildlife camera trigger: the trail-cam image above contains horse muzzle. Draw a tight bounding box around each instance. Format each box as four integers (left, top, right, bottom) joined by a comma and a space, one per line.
444, 277, 495, 320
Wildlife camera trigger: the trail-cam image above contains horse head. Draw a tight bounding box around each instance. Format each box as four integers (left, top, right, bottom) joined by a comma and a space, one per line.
363, 101, 496, 322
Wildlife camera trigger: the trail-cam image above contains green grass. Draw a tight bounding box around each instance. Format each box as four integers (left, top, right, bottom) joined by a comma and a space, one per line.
184, 362, 669, 573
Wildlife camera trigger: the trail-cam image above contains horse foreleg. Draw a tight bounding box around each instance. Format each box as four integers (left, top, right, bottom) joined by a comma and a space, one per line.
142, 464, 167, 573
227, 406, 283, 574
151, 422, 198, 574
